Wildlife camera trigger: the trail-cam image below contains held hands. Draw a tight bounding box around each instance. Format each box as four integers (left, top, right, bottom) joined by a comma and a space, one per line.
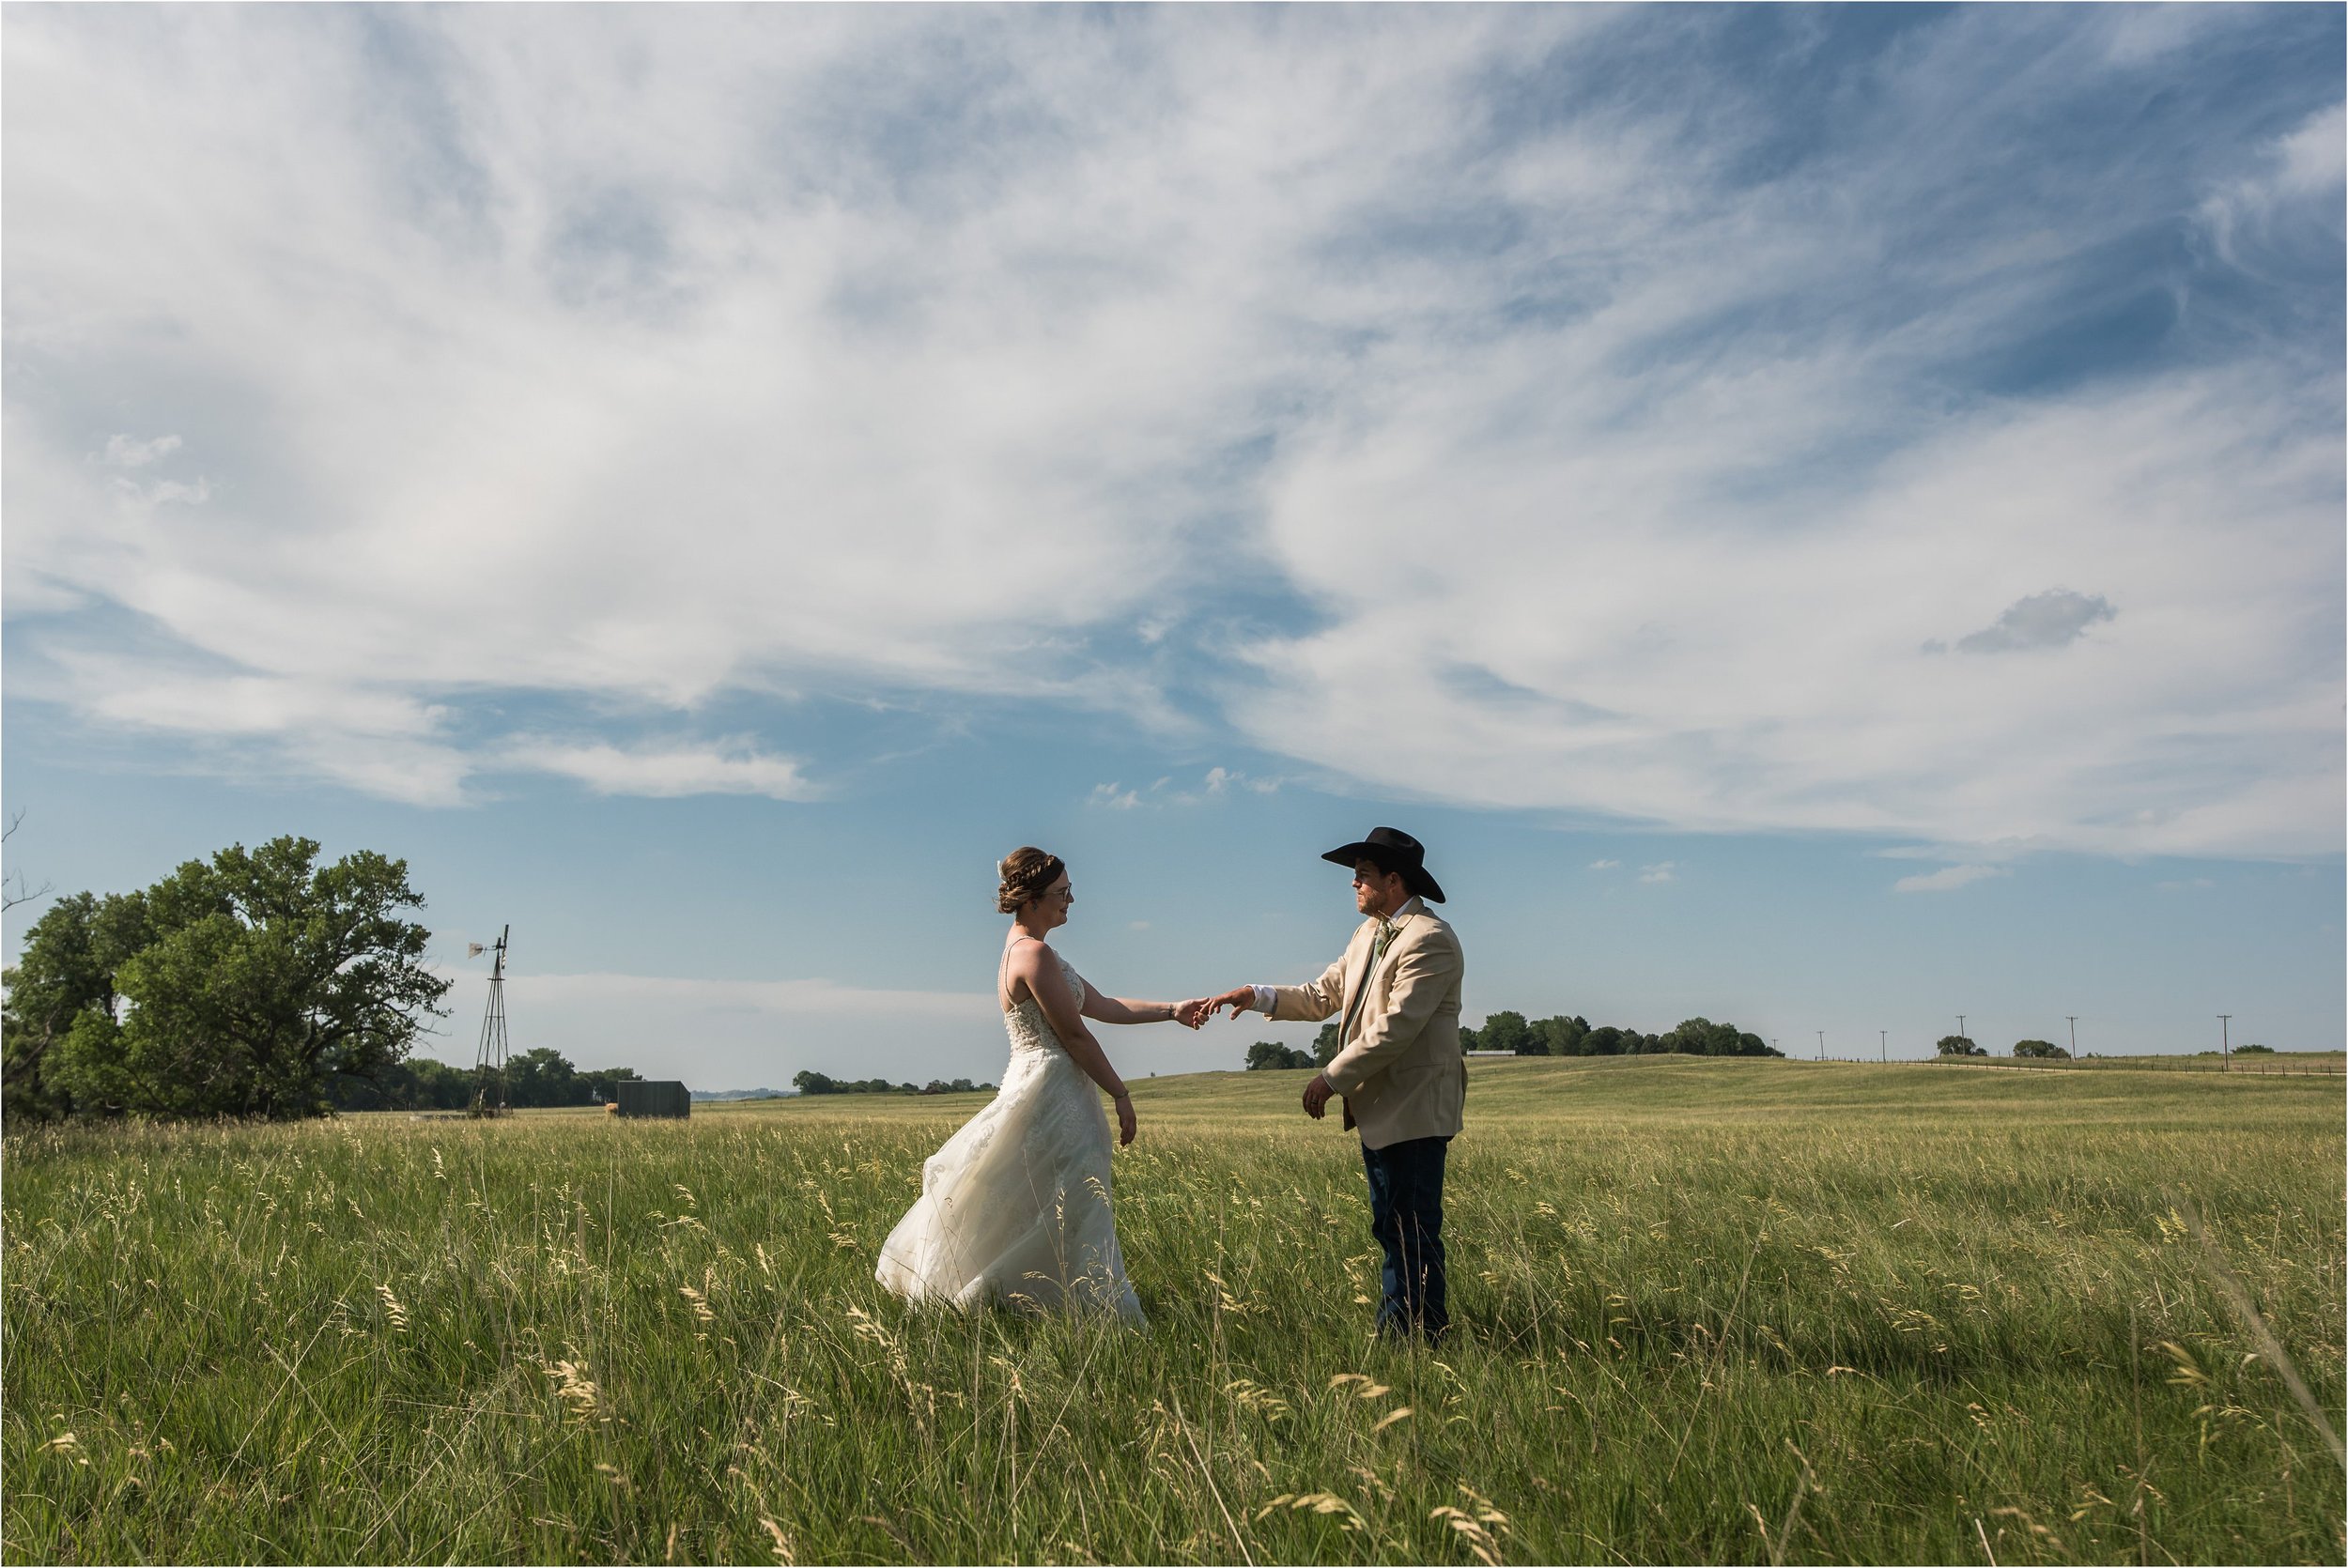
1173, 998, 1214, 1029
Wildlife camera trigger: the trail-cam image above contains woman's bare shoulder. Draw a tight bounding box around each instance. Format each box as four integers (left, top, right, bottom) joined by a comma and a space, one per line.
1003, 934, 1055, 968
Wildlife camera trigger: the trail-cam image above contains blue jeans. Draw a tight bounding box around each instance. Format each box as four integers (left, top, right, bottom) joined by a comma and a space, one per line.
1361, 1134, 1450, 1342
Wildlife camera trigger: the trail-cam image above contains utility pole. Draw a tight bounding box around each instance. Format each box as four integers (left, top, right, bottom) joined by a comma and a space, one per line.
1816, 1030, 1825, 1060
2218, 1014, 2232, 1072
1879, 1029, 1887, 1063
2066, 1016, 2078, 1057
1957, 1013, 1968, 1052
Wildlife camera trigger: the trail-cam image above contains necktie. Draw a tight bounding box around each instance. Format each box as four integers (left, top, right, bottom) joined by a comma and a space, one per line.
1338, 920, 1399, 1046
1335, 920, 1399, 1133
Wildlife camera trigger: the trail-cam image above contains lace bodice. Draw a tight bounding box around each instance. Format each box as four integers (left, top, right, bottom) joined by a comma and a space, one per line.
1004, 948, 1084, 1060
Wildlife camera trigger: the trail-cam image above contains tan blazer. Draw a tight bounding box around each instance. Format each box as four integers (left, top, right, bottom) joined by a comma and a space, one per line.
1266, 897, 1465, 1150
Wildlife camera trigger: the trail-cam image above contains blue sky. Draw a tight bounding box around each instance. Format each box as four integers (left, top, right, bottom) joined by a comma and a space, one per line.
5, 6, 2340, 1087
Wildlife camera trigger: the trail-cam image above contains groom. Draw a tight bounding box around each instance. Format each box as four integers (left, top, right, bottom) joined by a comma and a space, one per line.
1208, 827, 1465, 1344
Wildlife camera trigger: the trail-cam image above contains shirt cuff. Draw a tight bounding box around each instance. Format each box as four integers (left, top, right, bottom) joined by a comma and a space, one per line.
1251, 984, 1276, 1014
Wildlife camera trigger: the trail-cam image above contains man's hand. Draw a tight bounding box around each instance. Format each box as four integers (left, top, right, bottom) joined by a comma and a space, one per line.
1302, 1072, 1336, 1120
1205, 986, 1257, 1021
1173, 998, 1213, 1029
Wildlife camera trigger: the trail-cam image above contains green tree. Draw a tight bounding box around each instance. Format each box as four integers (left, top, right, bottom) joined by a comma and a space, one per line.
1530, 1014, 1588, 1055
502, 1047, 588, 1107
2, 889, 155, 1120
2012, 1039, 2071, 1059
1653, 1018, 1783, 1058
1311, 1022, 1343, 1068
410, 1058, 476, 1109
580, 1066, 643, 1104
1936, 1035, 1985, 1057
1660, 1016, 1724, 1054
1476, 1010, 1531, 1055
37, 838, 449, 1120
1246, 1041, 1314, 1070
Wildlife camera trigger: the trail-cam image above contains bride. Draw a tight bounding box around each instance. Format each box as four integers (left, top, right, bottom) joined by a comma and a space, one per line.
875, 847, 1208, 1324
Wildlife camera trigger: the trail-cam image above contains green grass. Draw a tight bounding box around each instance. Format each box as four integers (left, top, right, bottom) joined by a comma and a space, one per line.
5, 1057, 2340, 1564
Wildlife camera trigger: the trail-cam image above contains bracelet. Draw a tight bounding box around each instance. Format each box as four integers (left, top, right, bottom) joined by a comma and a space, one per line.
1112, 1089, 1132, 1099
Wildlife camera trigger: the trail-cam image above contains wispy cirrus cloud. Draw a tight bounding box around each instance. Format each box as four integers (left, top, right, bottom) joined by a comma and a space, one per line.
1084, 768, 1273, 810
1893, 864, 2011, 895
493, 737, 817, 802
4, 7, 2336, 856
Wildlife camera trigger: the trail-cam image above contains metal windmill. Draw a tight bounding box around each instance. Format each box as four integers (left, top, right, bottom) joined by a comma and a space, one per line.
468, 926, 511, 1116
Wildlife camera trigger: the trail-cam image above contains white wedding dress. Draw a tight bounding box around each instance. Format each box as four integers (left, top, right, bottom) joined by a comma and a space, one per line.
874, 946, 1143, 1324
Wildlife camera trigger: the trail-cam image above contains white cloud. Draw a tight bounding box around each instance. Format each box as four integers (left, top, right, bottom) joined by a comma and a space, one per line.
2, 9, 2334, 859
495, 737, 816, 801
2156, 877, 2217, 892
101, 434, 181, 469
72, 663, 447, 740
2201, 100, 2345, 263
1588, 858, 1620, 871
1235, 366, 2340, 859
1088, 767, 1271, 808
1638, 862, 1676, 884
1892, 864, 2011, 894
2274, 101, 2348, 194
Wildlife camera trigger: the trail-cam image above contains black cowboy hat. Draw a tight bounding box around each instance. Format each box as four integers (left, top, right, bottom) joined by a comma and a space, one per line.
1321, 825, 1445, 904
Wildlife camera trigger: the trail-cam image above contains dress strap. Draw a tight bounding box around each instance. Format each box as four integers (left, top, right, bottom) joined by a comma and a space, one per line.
1000, 934, 1045, 1012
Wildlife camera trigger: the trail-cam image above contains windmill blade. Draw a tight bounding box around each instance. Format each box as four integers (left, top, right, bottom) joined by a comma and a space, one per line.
467, 943, 485, 958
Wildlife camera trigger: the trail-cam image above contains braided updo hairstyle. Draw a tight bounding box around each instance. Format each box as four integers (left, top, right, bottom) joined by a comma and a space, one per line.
996, 847, 1067, 915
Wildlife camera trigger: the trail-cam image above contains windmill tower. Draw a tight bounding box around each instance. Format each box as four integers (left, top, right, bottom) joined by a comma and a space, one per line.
469, 926, 511, 1116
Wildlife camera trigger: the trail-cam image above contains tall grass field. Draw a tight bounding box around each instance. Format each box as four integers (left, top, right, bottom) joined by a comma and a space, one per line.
5, 1056, 2340, 1564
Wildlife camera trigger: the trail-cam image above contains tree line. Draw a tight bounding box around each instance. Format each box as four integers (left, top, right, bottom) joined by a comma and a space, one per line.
1248, 1011, 1784, 1069
792, 1071, 995, 1097
331, 1049, 646, 1112
2, 836, 657, 1121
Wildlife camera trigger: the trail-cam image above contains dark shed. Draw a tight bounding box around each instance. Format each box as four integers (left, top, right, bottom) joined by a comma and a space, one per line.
616, 1080, 691, 1119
